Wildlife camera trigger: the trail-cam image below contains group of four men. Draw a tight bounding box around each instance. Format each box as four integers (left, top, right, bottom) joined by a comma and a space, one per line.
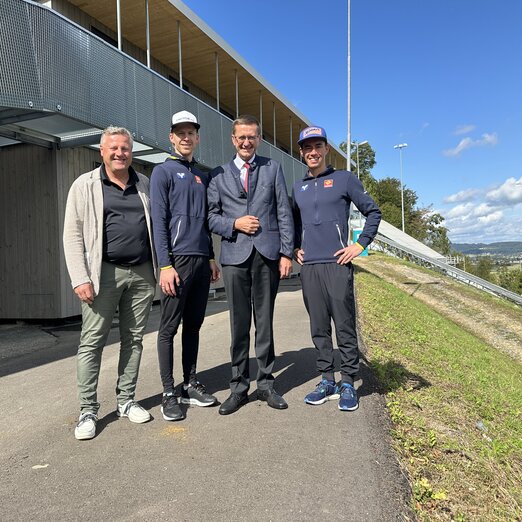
63, 111, 381, 440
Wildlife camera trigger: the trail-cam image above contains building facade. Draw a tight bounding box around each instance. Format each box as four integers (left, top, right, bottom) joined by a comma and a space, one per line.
0, 0, 346, 318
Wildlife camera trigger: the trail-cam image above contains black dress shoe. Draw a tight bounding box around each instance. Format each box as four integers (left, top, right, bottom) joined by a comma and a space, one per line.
219, 393, 248, 415
257, 389, 288, 410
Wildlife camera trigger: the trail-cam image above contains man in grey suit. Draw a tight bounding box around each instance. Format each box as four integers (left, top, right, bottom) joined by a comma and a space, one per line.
208, 115, 294, 415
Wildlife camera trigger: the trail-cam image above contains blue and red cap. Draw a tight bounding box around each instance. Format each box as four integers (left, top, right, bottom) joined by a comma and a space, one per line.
298, 126, 328, 147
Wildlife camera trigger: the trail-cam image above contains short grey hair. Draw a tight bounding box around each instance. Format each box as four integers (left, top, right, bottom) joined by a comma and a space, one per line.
232, 115, 261, 136
100, 126, 134, 147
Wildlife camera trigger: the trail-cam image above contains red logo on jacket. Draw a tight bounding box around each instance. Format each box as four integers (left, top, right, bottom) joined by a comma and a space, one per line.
194, 175, 202, 184
324, 179, 333, 188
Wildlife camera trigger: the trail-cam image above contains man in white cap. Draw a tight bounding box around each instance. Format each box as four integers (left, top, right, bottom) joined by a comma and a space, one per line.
150, 111, 220, 421
292, 125, 381, 412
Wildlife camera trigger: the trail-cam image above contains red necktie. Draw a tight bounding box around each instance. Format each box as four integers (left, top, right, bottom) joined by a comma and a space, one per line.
243, 163, 250, 192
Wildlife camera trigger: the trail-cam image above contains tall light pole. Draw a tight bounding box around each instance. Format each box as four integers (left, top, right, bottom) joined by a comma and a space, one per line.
393, 143, 408, 232
347, 0, 351, 170
351, 140, 368, 227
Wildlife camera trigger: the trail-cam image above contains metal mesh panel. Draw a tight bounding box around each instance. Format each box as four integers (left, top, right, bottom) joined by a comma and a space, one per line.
87, 38, 131, 130
257, 140, 271, 157
267, 144, 283, 165
0, 0, 43, 109
2, 0, 310, 178
197, 104, 224, 168
282, 153, 296, 191
31, 7, 92, 119
170, 86, 198, 118
221, 118, 236, 163
147, 75, 173, 152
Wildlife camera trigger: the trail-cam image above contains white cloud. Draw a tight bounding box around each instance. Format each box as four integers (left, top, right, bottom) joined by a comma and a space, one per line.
454, 124, 476, 135
444, 202, 500, 220
444, 188, 480, 203
443, 133, 498, 157
477, 210, 504, 224
419, 122, 430, 134
486, 176, 522, 205
441, 175, 522, 243
447, 210, 522, 243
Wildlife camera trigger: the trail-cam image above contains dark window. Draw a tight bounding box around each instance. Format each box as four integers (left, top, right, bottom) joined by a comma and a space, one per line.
168, 75, 180, 87
90, 26, 117, 48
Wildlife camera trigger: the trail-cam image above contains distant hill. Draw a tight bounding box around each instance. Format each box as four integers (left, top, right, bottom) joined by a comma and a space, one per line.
451, 242, 522, 255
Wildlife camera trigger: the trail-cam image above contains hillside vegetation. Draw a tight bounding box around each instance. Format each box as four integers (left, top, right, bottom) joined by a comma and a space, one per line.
354, 253, 522, 521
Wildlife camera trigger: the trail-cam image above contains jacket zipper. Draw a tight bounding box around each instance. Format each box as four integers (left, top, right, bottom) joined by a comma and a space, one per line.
314, 180, 318, 222
336, 224, 345, 248
172, 219, 182, 248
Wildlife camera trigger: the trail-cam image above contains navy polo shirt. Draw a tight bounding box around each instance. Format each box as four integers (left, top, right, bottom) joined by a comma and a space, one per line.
101, 164, 152, 266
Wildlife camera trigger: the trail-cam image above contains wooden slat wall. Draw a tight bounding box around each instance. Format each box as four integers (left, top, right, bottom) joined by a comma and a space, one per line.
0, 142, 155, 320
0, 144, 61, 319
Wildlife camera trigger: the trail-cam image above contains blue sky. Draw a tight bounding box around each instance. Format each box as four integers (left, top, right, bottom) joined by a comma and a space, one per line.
183, 0, 522, 244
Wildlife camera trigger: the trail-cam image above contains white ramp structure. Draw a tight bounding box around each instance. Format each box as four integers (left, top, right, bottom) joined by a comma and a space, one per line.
376, 219, 446, 261
361, 218, 522, 307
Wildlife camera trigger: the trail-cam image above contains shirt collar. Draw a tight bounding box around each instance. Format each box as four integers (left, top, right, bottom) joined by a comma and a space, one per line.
100, 163, 138, 186
234, 153, 256, 170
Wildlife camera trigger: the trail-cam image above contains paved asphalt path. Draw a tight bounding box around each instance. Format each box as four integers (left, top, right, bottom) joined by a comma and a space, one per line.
0, 279, 410, 521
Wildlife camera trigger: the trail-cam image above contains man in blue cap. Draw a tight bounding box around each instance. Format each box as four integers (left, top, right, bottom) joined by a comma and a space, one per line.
292, 126, 381, 411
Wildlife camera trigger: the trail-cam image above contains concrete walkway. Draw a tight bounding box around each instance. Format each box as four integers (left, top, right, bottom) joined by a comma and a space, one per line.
0, 279, 410, 521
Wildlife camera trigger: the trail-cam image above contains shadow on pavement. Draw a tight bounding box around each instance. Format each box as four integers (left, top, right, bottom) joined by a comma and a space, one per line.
0, 279, 301, 378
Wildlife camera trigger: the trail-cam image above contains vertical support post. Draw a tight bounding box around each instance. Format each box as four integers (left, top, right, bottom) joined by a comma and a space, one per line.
178, 20, 183, 88
272, 101, 276, 146
259, 91, 263, 136
145, 0, 151, 68
235, 69, 239, 117
215, 52, 220, 111
116, 0, 122, 51
289, 116, 293, 157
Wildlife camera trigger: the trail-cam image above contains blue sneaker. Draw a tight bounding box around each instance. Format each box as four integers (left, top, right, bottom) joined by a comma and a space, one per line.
338, 383, 358, 411
304, 379, 339, 405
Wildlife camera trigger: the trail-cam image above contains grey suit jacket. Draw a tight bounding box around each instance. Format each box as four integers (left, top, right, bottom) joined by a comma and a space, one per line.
208, 155, 294, 265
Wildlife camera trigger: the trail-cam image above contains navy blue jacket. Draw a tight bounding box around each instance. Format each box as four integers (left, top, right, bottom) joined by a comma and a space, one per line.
150, 155, 214, 268
292, 166, 381, 264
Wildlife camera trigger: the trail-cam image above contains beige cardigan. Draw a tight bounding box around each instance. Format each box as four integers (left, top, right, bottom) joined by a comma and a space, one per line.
63, 167, 157, 295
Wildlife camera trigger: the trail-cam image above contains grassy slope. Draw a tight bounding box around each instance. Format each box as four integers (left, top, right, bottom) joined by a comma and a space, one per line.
355, 259, 522, 521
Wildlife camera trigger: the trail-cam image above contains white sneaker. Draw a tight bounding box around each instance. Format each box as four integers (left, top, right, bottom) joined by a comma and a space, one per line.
74, 412, 98, 440
116, 400, 150, 423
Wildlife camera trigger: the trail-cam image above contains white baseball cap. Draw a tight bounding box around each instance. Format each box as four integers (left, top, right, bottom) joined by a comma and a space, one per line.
171, 110, 200, 130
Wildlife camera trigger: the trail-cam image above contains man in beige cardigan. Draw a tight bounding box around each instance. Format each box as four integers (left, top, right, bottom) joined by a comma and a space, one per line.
63, 126, 156, 440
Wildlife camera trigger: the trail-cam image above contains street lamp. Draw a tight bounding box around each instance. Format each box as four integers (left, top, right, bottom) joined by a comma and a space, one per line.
393, 143, 408, 232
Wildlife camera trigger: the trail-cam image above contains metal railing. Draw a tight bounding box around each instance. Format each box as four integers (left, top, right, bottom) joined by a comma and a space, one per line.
373, 234, 522, 307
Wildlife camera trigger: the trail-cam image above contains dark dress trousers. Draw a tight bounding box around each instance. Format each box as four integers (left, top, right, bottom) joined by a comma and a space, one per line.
208, 156, 294, 394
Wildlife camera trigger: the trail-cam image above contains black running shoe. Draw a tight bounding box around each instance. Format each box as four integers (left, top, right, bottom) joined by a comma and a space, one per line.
181, 381, 218, 407
161, 393, 185, 421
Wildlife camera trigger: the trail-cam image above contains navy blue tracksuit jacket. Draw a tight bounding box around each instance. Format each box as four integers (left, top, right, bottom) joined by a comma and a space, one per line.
291, 166, 381, 264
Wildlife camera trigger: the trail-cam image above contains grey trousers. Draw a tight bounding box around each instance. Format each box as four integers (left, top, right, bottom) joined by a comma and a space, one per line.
77, 261, 156, 414
300, 262, 359, 385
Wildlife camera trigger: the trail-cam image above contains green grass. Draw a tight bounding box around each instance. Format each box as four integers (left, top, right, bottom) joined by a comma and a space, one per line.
356, 266, 522, 521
